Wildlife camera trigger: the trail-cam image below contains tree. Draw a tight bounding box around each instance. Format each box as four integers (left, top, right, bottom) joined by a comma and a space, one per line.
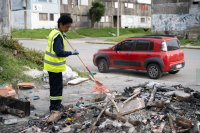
88, 1, 105, 28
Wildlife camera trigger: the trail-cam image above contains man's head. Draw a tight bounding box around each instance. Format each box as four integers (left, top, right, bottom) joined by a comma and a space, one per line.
57, 15, 73, 33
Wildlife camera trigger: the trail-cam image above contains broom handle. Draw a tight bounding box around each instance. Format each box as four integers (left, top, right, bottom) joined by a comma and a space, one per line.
65, 38, 95, 78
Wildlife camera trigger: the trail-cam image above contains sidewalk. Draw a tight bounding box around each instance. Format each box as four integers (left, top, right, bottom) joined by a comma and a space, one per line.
87, 41, 200, 49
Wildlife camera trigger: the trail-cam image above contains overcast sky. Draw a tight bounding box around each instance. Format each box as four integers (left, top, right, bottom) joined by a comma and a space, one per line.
137, 0, 151, 4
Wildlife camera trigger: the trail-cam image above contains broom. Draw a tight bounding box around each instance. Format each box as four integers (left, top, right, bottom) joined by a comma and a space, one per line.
64, 37, 110, 93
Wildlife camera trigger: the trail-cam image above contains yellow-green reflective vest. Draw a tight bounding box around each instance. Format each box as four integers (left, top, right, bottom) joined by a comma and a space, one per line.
44, 29, 66, 73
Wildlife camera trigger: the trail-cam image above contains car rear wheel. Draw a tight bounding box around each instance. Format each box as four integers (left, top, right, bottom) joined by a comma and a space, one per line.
169, 70, 180, 74
147, 64, 162, 79
98, 59, 109, 73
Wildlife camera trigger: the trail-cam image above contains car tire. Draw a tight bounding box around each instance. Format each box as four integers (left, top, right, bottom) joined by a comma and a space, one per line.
98, 59, 109, 73
147, 64, 162, 79
169, 70, 180, 74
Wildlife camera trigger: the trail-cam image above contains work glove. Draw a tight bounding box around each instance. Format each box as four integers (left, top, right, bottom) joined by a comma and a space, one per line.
62, 32, 67, 38
72, 49, 79, 55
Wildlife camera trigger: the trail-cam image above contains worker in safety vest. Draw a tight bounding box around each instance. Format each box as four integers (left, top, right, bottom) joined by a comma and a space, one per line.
44, 15, 79, 112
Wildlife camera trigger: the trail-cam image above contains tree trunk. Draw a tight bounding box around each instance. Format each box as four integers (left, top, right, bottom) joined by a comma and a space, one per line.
91, 21, 95, 28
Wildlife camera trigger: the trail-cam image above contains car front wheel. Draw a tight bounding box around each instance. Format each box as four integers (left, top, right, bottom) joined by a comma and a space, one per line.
147, 64, 162, 79
98, 59, 109, 73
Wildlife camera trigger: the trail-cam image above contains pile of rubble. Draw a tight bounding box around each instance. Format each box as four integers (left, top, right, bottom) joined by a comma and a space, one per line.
1, 82, 200, 133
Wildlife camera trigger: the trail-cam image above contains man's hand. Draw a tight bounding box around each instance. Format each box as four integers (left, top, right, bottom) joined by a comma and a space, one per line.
62, 32, 67, 38
72, 49, 79, 55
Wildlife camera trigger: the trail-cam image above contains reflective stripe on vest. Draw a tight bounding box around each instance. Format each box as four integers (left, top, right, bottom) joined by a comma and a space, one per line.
50, 96, 62, 100
44, 59, 66, 66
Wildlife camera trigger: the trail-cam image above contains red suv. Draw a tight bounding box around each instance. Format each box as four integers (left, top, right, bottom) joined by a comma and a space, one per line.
93, 35, 185, 79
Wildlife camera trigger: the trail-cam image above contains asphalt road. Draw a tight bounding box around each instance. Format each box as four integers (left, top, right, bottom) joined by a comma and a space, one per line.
19, 37, 200, 85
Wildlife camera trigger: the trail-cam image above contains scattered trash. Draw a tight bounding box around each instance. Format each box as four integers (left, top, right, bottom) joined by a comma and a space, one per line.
0, 81, 199, 133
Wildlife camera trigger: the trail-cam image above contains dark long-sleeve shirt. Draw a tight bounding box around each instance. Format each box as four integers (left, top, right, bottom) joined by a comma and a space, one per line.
53, 35, 72, 57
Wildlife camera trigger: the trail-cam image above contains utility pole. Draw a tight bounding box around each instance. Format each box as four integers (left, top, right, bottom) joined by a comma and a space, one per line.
117, 0, 119, 36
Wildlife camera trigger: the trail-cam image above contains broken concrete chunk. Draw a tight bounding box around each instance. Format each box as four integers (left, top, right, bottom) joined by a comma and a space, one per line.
164, 91, 175, 97
42, 84, 50, 89
138, 82, 149, 87
21, 66, 31, 71
4, 119, 18, 125
175, 90, 192, 101
195, 111, 200, 115
128, 127, 137, 133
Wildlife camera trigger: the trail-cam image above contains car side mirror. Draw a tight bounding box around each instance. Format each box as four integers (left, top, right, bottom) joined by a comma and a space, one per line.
114, 45, 118, 51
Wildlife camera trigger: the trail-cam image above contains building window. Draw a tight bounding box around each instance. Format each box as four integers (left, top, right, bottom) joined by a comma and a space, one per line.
145, 5, 148, 10
50, 14, 54, 21
125, 3, 127, 8
101, 16, 105, 22
81, 0, 88, 5
77, 16, 80, 22
77, 0, 80, 5
39, 13, 48, 21
103, 2, 108, 7
141, 18, 145, 23
140, 4, 145, 10
62, 0, 68, 4
38, 0, 47, 2
106, 16, 109, 22
128, 3, 133, 8
115, 2, 118, 8
82, 16, 88, 22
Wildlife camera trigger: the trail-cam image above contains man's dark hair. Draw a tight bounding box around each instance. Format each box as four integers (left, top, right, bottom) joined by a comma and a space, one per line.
57, 15, 73, 28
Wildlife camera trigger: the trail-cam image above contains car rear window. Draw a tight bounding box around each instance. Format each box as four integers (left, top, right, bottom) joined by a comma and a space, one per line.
135, 40, 154, 51
166, 40, 180, 51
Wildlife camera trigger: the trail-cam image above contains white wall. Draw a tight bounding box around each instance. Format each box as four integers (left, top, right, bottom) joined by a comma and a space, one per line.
11, 10, 25, 29
121, 15, 151, 28
30, 0, 60, 29
31, 13, 59, 29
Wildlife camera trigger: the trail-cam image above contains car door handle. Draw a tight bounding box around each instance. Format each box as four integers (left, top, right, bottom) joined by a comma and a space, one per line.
146, 54, 151, 56
126, 53, 129, 55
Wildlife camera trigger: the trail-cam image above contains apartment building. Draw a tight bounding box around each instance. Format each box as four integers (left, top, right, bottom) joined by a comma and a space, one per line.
151, 0, 200, 35
60, 0, 151, 29
10, 0, 60, 29
9, 0, 151, 29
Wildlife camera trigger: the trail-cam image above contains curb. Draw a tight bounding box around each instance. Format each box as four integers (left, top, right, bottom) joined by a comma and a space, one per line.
14, 38, 47, 40
86, 41, 117, 45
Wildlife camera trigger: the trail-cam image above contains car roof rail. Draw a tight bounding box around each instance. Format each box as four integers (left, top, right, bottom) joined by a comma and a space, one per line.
128, 36, 163, 39
144, 35, 175, 38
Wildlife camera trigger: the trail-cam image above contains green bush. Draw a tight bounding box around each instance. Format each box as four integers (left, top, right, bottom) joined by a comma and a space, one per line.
0, 36, 44, 65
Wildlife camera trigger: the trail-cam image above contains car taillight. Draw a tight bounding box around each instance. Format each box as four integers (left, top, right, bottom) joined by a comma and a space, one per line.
161, 42, 167, 51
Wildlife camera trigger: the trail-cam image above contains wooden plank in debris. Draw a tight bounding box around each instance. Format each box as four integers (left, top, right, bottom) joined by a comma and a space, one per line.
147, 85, 158, 107
47, 111, 63, 123
113, 98, 145, 116
152, 122, 165, 133
68, 78, 89, 85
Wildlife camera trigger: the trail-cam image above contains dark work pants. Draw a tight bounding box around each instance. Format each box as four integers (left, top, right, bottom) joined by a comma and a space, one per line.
48, 71, 63, 110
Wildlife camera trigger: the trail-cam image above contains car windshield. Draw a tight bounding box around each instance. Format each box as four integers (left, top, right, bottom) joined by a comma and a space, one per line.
166, 40, 180, 51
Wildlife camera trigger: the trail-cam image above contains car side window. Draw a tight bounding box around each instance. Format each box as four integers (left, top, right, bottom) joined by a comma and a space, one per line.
135, 40, 154, 51
115, 40, 134, 51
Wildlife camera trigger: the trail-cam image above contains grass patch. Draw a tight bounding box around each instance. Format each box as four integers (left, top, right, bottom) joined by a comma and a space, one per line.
105, 33, 152, 42
0, 45, 39, 88
11, 29, 84, 39
180, 39, 190, 45
191, 35, 200, 46
76, 27, 133, 37
0, 36, 89, 89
